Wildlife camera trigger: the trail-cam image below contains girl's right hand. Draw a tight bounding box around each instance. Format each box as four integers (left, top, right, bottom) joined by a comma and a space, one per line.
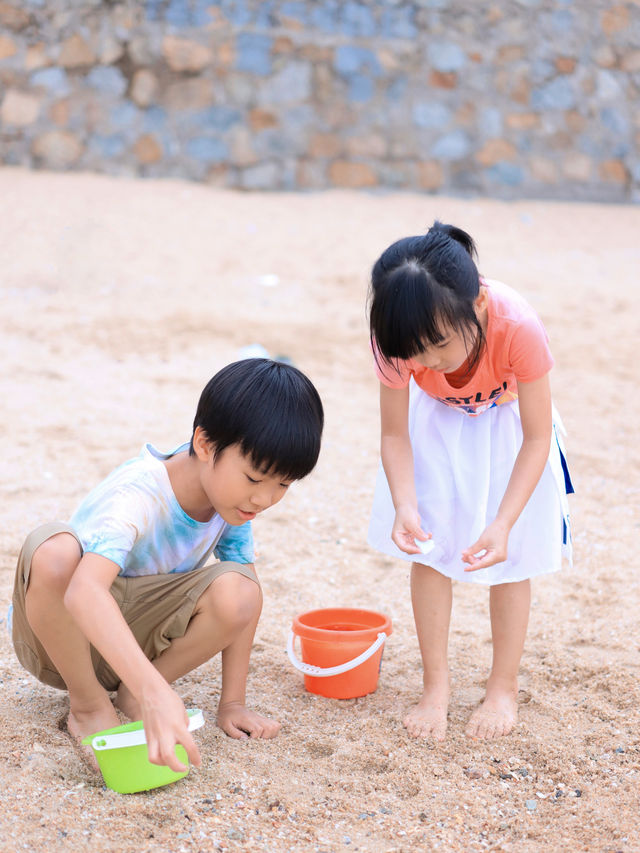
392, 505, 431, 555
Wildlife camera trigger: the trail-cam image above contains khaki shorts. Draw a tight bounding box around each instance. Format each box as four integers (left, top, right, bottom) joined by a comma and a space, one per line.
11, 521, 259, 692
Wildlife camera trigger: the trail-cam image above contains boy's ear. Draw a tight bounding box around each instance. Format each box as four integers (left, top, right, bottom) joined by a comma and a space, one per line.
192, 427, 214, 463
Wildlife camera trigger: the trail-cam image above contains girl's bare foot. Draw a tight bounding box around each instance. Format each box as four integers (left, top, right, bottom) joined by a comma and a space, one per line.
465, 681, 518, 740
403, 680, 449, 740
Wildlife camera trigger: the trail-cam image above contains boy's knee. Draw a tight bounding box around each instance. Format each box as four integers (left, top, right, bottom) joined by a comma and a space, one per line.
29, 533, 82, 593
201, 571, 262, 629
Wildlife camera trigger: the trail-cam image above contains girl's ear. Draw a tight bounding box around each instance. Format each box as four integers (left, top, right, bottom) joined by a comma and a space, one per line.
192, 426, 214, 463
474, 286, 489, 315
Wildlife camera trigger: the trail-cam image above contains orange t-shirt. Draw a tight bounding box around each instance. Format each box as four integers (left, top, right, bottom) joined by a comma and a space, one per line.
374, 279, 554, 416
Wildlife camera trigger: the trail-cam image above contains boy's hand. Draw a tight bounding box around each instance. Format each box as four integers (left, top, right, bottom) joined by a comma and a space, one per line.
217, 701, 281, 740
462, 519, 510, 571
392, 505, 431, 555
140, 680, 202, 772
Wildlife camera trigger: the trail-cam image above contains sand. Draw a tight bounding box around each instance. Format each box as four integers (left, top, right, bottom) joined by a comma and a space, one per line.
1, 167, 639, 852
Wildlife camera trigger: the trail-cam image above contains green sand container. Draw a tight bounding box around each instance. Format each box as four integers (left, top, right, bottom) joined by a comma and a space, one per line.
82, 708, 204, 794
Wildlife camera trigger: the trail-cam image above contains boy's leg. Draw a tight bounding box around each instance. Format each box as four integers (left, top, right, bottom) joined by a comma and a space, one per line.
141, 570, 261, 683
115, 569, 279, 737
23, 533, 120, 743
404, 562, 452, 740
466, 578, 530, 740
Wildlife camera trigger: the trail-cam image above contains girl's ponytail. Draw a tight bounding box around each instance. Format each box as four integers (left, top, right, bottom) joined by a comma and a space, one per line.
429, 221, 477, 259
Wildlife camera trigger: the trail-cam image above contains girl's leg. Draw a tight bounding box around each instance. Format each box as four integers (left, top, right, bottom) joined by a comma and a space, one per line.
466, 578, 530, 739
404, 563, 452, 740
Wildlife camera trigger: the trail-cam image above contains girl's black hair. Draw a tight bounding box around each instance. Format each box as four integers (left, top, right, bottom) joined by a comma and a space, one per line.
189, 358, 324, 481
368, 221, 485, 374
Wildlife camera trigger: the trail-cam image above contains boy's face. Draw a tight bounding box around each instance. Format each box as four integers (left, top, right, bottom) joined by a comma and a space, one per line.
200, 442, 293, 525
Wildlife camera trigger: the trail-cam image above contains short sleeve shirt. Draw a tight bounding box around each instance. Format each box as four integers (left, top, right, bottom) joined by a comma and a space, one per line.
374, 279, 554, 416
69, 443, 255, 577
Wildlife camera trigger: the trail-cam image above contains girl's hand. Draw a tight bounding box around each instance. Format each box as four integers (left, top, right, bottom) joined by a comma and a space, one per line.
462, 519, 510, 571
392, 505, 431, 555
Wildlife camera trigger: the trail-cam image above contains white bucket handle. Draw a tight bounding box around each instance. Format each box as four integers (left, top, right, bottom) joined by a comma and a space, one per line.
90, 709, 204, 751
287, 630, 387, 678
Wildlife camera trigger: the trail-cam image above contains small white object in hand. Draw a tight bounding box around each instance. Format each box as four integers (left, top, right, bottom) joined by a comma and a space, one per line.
258, 273, 280, 287
414, 537, 435, 555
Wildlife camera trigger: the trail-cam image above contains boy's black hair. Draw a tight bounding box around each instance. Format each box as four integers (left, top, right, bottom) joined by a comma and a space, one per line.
189, 358, 323, 481
368, 221, 484, 375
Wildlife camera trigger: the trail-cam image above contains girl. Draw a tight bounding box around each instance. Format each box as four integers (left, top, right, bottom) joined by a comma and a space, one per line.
367, 221, 572, 741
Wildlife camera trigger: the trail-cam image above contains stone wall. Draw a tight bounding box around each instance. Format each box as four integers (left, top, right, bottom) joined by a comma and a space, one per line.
1, 0, 639, 201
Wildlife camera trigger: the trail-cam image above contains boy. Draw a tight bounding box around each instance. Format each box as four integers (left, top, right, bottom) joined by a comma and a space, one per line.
11, 358, 324, 771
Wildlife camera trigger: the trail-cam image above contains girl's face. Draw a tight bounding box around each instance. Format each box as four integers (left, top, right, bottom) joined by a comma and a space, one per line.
413, 288, 488, 375
413, 327, 472, 374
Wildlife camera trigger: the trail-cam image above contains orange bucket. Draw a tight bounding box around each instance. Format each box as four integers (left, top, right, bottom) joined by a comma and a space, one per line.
287, 607, 392, 699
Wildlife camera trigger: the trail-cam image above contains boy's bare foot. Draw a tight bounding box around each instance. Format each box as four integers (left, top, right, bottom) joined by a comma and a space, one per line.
403, 682, 449, 740
114, 681, 141, 721
465, 682, 518, 740
66, 703, 121, 771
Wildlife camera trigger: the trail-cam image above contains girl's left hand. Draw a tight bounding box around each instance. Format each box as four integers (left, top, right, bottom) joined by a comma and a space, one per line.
461, 519, 510, 571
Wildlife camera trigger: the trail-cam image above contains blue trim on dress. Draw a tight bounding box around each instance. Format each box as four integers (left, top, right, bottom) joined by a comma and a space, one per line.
558, 443, 575, 495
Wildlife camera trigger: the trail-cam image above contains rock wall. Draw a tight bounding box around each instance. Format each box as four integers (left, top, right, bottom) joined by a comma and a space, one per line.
1, 0, 639, 201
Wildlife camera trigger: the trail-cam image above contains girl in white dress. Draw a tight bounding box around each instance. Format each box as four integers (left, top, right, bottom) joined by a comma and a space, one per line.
367, 222, 573, 741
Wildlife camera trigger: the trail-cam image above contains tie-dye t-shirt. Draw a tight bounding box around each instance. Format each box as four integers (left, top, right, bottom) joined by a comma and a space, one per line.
373, 279, 554, 416
69, 443, 254, 577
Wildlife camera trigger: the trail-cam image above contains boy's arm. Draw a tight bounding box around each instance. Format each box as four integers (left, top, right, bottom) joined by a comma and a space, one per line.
64, 553, 200, 772
217, 590, 255, 734
215, 565, 280, 740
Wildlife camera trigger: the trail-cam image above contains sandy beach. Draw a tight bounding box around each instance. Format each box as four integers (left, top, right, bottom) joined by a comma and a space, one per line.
1, 167, 639, 852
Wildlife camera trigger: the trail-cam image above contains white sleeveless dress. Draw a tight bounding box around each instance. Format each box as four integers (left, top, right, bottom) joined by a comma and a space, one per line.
368, 381, 573, 585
